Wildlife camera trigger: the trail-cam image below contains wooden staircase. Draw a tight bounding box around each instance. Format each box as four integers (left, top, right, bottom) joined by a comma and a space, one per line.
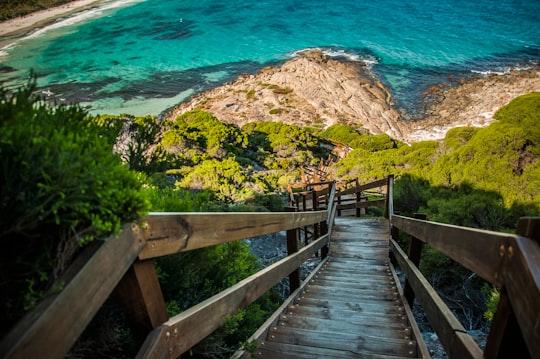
253, 217, 428, 358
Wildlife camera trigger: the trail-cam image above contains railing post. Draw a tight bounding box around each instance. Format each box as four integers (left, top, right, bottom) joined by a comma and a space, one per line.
312, 189, 320, 242
403, 213, 427, 306
114, 259, 169, 346
337, 194, 342, 217
355, 186, 362, 217
285, 206, 301, 293
484, 217, 540, 359
389, 211, 400, 266
385, 174, 394, 219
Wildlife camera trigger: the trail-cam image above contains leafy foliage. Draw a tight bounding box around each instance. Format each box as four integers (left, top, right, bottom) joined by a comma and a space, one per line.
162, 109, 247, 163
0, 79, 149, 337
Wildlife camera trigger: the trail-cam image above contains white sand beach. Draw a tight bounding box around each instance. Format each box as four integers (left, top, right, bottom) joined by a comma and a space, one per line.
0, 0, 104, 38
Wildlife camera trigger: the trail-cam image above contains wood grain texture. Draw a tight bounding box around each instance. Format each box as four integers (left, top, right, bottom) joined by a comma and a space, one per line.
0, 224, 146, 359
139, 211, 327, 259
392, 215, 512, 287
390, 238, 482, 359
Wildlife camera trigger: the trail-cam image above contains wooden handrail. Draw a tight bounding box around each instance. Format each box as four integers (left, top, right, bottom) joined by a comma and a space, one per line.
137, 233, 330, 358
139, 211, 327, 259
0, 223, 146, 359
0, 210, 329, 359
390, 214, 540, 358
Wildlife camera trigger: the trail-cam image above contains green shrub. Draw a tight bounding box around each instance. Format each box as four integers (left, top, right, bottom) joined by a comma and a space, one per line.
319, 124, 363, 145
0, 79, 149, 336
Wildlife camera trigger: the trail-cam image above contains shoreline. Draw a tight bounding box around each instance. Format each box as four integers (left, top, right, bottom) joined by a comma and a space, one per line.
0, 0, 106, 48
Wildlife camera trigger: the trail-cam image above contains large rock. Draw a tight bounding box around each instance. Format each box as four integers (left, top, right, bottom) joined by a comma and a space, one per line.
165, 49, 405, 140
404, 67, 540, 141
165, 49, 539, 143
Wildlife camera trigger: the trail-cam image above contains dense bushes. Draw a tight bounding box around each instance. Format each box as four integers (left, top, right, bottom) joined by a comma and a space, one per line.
160, 112, 325, 201
0, 80, 149, 337
334, 93, 540, 227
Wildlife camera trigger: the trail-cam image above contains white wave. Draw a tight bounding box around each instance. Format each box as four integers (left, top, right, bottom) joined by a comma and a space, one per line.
470, 68, 510, 76
290, 47, 379, 66
0, 41, 18, 58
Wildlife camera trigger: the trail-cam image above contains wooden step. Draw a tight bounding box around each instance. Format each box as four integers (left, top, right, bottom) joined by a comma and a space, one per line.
256, 340, 419, 359
285, 304, 409, 326
265, 326, 418, 358
294, 297, 406, 315
301, 284, 400, 301
275, 314, 413, 340
308, 278, 396, 292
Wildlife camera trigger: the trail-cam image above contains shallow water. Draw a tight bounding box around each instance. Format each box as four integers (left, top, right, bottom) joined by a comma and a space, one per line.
0, 0, 538, 116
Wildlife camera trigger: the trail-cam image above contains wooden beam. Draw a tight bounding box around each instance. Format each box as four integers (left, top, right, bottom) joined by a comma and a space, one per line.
286, 207, 301, 293
391, 215, 513, 287
388, 261, 431, 359
484, 289, 529, 359
336, 199, 386, 211
497, 218, 540, 357
404, 213, 427, 306
0, 223, 146, 359
136, 234, 329, 358
114, 259, 169, 346
139, 211, 327, 259
390, 238, 483, 359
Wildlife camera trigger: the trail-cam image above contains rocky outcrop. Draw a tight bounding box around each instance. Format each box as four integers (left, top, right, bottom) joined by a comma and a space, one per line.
403, 67, 540, 142
165, 49, 539, 143
165, 49, 405, 140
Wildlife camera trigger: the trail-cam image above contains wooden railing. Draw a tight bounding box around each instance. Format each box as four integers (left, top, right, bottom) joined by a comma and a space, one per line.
0, 185, 337, 359
2, 175, 538, 359
291, 175, 539, 358
386, 177, 540, 359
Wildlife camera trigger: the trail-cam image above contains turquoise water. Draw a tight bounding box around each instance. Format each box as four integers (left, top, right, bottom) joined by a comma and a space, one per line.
0, 0, 539, 116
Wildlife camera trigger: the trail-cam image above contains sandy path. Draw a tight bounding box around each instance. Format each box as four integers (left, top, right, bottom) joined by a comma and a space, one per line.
0, 0, 105, 39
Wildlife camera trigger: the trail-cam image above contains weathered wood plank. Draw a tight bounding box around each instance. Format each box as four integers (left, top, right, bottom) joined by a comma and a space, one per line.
336, 198, 387, 211
136, 234, 329, 358
499, 234, 540, 356
266, 326, 418, 357
309, 278, 396, 291
276, 314, 413, 340
336, 178, 388, 197
231, 258, 330, 359
389, 261, 432, 359
286, 304, 408, 326
315, 272, 394, 284
392, 215, 511, 287
300, 292, 401, 309
0, 224, 146, 359
139, 211, 327, 259
319, 260, 390, 271
295, 297, 405, 315
114, 259, 169, 345
304, 281, 398, 295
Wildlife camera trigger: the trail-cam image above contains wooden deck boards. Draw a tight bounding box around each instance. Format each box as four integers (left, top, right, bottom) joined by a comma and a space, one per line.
255, 217, 428, 358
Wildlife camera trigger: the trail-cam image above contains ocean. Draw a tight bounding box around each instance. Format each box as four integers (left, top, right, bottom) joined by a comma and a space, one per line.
0, 0, 538, 117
